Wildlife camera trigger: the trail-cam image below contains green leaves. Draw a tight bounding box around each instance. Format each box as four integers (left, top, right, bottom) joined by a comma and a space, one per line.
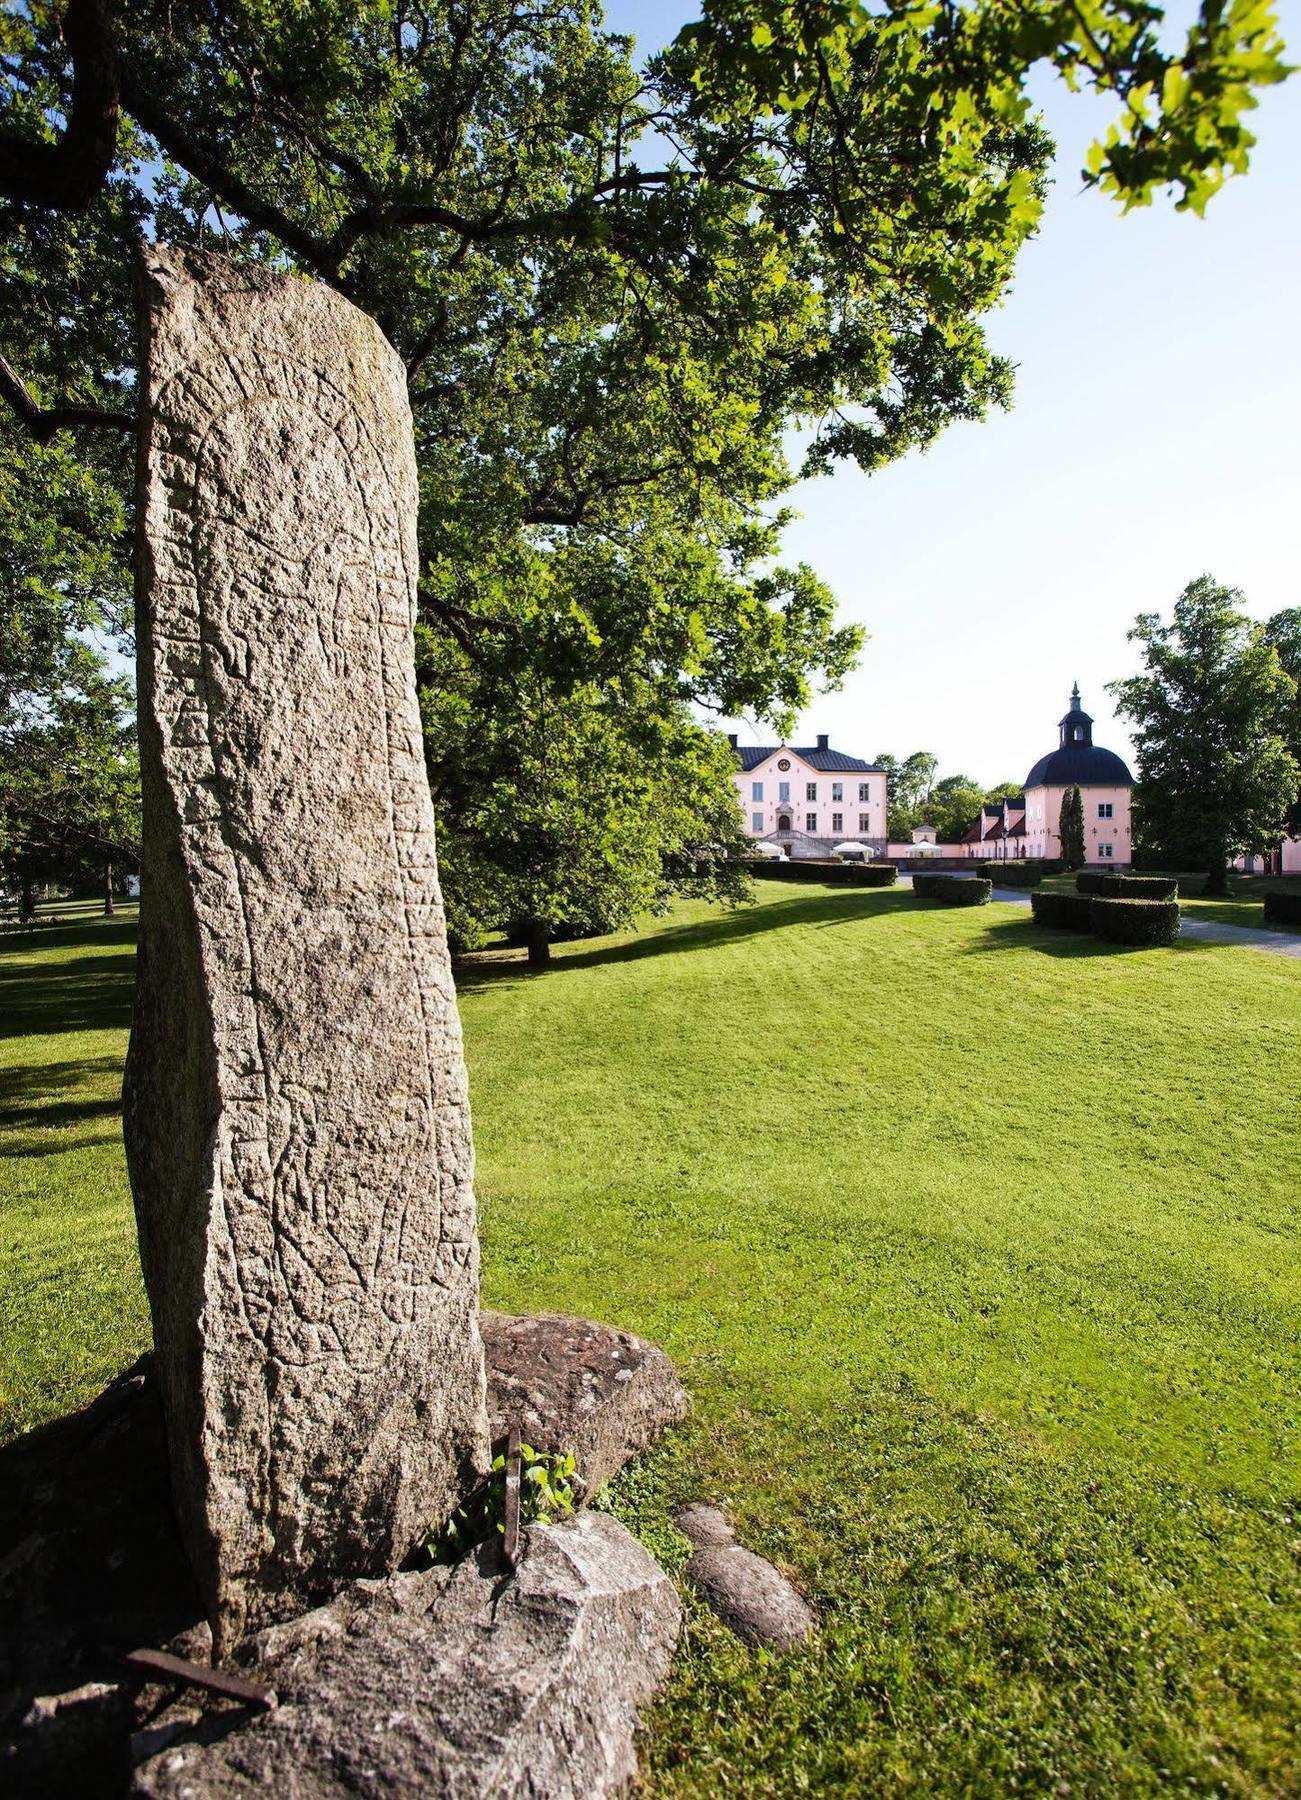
677, 0, 1291, 218
424, 1443, 581, 1563
1109, 576, 1299, 881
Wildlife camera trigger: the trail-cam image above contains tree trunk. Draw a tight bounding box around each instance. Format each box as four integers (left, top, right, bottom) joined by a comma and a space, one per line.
18, 869, 33, 923
526, 920, 551, 968
103, 856, 115, 916
1205, 854, 1229, 897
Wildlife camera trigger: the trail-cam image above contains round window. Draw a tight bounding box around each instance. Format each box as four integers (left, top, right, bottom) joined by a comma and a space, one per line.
777, 758, 791, 771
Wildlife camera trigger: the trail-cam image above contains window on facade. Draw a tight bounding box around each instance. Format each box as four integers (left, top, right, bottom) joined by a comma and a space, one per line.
751, 781, 763, 801
1098, 801, 1113, 819
858, 782, 870, 802
831, 781, 843, 801
806, 782, 817, 801
806, 812, 817, 832
832, 812, 843, 833
858, 813, 870, 832
1100, 843, 1114, 858
751, 812, 763, 833
778, 781, 790, 802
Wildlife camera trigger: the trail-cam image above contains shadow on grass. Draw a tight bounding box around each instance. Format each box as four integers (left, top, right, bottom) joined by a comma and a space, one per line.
0, 944, 136, 1039
964, 914, 1220, 959
0, 1054, 125, 1157
455, 887, 915, 987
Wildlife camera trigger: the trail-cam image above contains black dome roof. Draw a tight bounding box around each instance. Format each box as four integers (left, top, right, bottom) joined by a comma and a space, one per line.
1025, 744, 1134, 788
1024, 683, 1134, 790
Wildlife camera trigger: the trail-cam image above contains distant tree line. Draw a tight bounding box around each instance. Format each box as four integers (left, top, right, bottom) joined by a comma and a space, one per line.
873, 751, 1021, 845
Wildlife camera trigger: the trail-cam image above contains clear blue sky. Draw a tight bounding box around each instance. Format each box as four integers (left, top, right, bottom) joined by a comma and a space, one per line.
605, 0, 1301, 787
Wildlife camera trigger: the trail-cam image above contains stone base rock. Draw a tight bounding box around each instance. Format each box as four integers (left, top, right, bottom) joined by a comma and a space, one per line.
674, 1506, 814, 1651
482, 1312, 688, 1496
132, 1514, 680, 1798
2, 1322, 689, 1797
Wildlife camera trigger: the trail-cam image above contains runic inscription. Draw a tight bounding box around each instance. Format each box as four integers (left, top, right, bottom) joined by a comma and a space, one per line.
124, 246, 489, 1653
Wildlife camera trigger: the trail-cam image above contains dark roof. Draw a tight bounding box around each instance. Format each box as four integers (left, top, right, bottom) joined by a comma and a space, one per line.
1024, 744, 1134, 788
1026, 682, 1134, 788
735, 744, 884, 773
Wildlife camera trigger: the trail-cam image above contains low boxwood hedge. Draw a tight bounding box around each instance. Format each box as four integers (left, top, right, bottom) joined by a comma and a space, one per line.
1090, 897, 1181, 947
912, 874, 991, 906
1075, 872, 1108, 895
1096, 874, 1178, 901
1263, 891, 1301, 927
979, 860, 1044, 887
750, 859, 897, 887
1030, 891, 1094, 931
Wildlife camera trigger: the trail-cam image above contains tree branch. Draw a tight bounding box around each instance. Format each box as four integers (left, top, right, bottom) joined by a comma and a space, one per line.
0, 354, 135, 445
0, 0, 119, 212
118, 71, 352, 290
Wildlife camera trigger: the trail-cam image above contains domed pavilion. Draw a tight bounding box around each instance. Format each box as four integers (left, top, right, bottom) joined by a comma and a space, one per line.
1021, 685, 1134, 864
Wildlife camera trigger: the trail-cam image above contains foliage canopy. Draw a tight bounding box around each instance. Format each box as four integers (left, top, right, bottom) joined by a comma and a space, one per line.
0, 0, 1290, 929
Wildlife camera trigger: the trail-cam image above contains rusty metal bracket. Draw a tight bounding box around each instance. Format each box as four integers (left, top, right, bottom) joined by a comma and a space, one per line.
502, 1420, 522, 1569
124, 1647, 277, 1713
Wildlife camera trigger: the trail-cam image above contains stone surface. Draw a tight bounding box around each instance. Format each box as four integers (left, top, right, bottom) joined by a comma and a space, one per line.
686, 1544, 814, 1650
125, 244, 489, 1653
672, 1503, 735, 1549
131, 1514, 681, 1798
482, 1311, 688, 1496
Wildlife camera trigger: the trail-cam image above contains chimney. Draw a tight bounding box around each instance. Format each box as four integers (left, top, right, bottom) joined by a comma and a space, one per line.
727, 732, 738, 750
816, 733, 829, 752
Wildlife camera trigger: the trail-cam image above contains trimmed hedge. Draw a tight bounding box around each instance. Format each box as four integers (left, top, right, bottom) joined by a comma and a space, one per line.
1091, 897, 1181, 947
1030, 891, 1094, 932
1075, 871, 1108, 895
750, 859, 898, 888
912, 874, 992, 906
979, 860, 1044, 888
1096, 874, 1178, 901
1263, 891, 1301, 927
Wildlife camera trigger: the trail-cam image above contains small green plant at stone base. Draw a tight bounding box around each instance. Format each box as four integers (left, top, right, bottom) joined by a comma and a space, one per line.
424, 1444, 580, 1563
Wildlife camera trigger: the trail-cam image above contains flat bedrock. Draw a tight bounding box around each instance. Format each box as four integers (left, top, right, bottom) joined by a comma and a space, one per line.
131, 1514, 681, 1799
481, 1311, 689, 1496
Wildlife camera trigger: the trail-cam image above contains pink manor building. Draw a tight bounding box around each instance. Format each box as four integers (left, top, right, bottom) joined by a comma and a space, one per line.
963, 686, 1134, 864
1017, 685, 1134, 864
728, 734, 888, 858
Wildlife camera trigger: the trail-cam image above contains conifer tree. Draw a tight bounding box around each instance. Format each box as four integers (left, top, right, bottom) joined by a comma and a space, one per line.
1059, 786, 1086, 870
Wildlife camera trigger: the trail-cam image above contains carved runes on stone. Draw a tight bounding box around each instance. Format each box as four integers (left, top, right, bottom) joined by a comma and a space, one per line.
124, 246, 490, 1653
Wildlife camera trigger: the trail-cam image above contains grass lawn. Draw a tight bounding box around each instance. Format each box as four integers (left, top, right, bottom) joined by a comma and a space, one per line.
3, 886, 1299, 1794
